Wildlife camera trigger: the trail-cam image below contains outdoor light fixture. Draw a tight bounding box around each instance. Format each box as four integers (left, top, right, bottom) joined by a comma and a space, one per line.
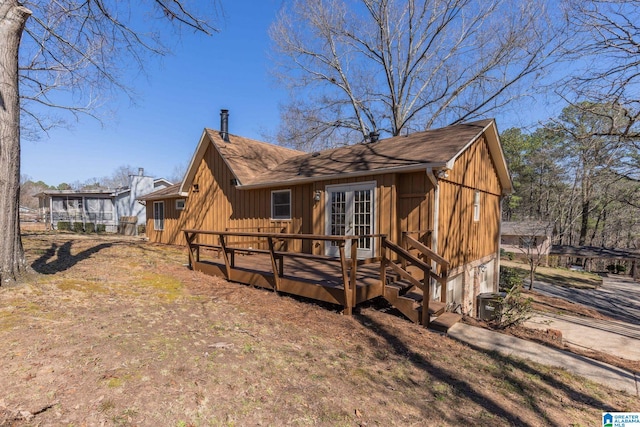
314, 190, 322, 202
436, 169, 449, 179
192, 184, 199, 193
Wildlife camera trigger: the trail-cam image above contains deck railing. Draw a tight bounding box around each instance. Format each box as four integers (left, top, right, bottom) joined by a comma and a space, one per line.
401, 232, 450, 289
183, 229, 385, 314
379, 232, 450, 328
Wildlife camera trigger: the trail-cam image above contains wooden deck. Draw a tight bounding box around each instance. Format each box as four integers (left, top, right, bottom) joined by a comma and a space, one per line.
192, 249, 384, 308
183, 229, 458, 330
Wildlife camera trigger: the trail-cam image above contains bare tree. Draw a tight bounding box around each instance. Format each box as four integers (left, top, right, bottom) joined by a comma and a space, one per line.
511, 222, 553, 290
548, 103, 635, 246
270, 0, 568, 148
0, 1, 219, 285
103, 165, 141, 189
562, 1, 640, 181
564, 1, 640, 117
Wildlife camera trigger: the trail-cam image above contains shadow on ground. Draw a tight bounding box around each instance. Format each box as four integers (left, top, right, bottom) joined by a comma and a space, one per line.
355, 312, 621, 426
31, 241, 113, 274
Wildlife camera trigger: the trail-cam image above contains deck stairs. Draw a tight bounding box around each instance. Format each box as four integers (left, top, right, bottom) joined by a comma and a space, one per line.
382, 262, 462, 332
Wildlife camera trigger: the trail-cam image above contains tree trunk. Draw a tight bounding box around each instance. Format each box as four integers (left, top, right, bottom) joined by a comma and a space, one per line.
0, 2, 31, 286
578, 195, 589, 246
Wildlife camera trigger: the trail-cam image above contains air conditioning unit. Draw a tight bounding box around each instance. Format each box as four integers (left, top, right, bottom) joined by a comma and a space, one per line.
477, 292, 505, 321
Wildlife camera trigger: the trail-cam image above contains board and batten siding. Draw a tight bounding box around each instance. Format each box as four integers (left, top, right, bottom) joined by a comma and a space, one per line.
145, 197, 187, 245
437, 135, 503, 270
397, 171, 434, 247
147, 140, 311, 249
306, 172, 433, 256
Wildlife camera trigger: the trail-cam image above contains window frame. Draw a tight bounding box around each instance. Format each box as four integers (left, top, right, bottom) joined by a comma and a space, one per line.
473, 191, 481, 222
271, 189, 292, 220
153, 201, 165, 231
175, 199, 185, 210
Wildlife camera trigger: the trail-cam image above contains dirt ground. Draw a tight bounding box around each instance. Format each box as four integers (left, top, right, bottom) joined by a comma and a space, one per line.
0, 233, 638, 426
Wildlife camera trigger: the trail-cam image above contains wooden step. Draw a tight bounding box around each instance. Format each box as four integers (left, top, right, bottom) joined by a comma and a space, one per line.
384, 279, 414, 297
405, 264, 425, 281
426, 300, 445, 316
429, 312, 462, 333
384, 283, 421, 323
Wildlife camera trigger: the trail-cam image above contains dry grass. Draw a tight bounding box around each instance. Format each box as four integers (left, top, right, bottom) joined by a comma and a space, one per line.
501, 259, 602, 289
0, 233, 637, 426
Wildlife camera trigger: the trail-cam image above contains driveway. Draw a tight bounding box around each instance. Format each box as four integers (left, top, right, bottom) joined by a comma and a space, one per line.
531, 274, 640, 324
524, 311, 640, 361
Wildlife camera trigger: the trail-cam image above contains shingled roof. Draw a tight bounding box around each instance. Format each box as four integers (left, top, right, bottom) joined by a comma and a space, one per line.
138, 183, 183, 201
181, 119, 511, 194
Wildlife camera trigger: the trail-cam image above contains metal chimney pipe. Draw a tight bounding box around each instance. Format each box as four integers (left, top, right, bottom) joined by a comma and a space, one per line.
369, 131, 379, 143
220, 109, 230, 142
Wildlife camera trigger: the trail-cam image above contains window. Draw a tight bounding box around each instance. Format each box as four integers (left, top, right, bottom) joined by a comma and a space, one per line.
519, 237, 537, 249
473, 191, 481, 222
271, 190, 291, 220
154, 201, 164, 230
175, 199, 185, 210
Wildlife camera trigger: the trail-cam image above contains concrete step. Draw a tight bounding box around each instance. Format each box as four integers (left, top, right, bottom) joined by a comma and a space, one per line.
429, 312, 462, 333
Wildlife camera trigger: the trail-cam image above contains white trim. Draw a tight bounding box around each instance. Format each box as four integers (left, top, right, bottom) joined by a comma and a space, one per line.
153, 201, 165, 231
271, 189, 292, 220
324, 181, 377, 259
473, 191, 481, 222
180, 129, 211, 194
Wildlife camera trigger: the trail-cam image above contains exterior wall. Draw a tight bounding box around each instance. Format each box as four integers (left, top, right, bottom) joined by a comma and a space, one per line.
145, 197, 187, 245
146, 140, 311, 248
437, 135, 504, 314
438, 135, 502, 268
307, 173, 397, 256
147, 133, 506, 315
47, 195, 116, 231
305, 172, 433, 256
501, 235, 551, 257
116, 175, 157, 226
146, 154, 437, 256
446, 253, 499, 315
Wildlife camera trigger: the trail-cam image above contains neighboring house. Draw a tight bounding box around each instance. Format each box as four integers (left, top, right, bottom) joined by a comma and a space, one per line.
141, 111, 512, 315
501, 221, 552, 265
37, 169, 171, 232
19, 206, 39, 222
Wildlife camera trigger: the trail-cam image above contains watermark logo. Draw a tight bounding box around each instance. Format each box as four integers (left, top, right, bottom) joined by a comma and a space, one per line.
603, 412, 640, 427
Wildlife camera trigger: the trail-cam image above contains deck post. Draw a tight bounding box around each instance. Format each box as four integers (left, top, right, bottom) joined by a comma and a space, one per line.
267, 236, 281, 292
219, 234, 232, 280
400, 232, 408, 270
422, 268, 431, 328
350, 238, 358, 308
184, 231, 198, 268
380, 236, 387, 295
338, 242, 352, 315
440, 266, 448, 303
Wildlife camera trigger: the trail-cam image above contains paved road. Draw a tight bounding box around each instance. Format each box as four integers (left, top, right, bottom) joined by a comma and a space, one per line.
531, 274, 640, 324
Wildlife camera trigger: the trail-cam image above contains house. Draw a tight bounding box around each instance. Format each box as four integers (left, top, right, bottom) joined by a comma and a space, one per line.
141, 111, 512, 318
500, 221, 552, 265
37, 168, 171, 233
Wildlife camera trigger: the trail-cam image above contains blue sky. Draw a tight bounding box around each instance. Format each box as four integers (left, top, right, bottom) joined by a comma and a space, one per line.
20, 0, 556, 187
21, 0, 287, 186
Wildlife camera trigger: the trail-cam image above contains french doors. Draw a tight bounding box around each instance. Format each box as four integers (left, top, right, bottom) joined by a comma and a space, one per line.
325, 182, 376, 259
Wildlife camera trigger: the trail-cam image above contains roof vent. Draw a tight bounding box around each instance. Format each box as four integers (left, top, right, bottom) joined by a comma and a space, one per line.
220, 109, 230, 142
368, 131, 379, 143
